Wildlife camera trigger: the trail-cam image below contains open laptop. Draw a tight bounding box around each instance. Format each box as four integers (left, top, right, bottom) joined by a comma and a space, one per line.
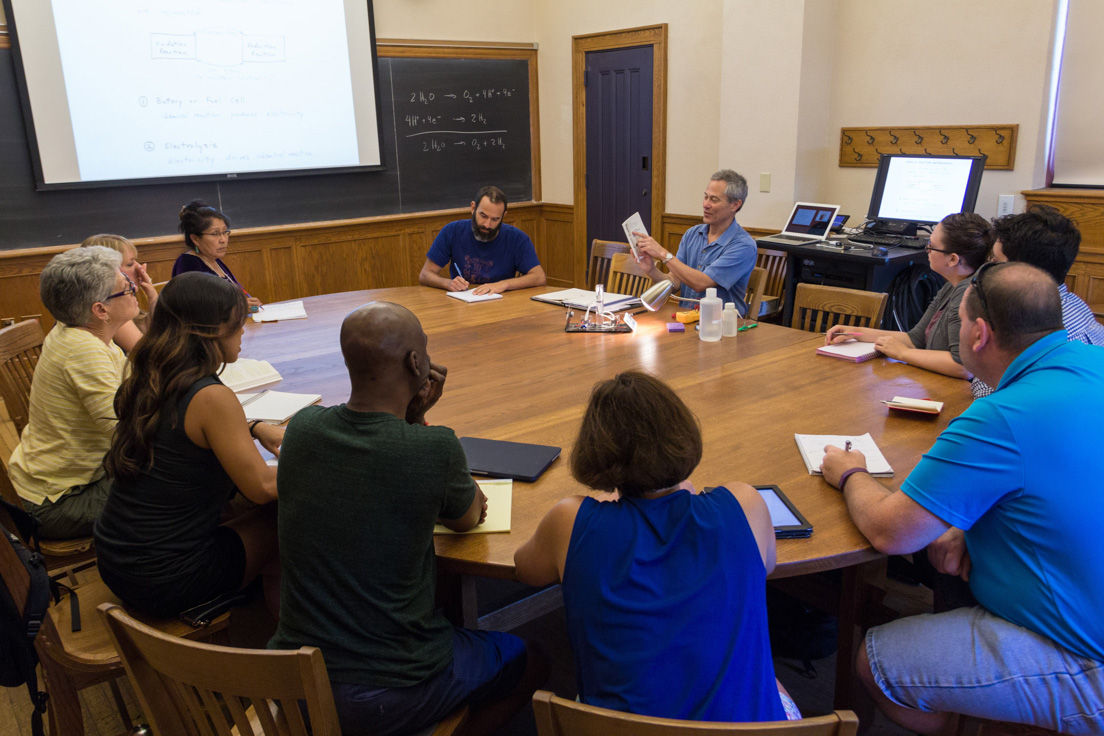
758, 202, 840, 246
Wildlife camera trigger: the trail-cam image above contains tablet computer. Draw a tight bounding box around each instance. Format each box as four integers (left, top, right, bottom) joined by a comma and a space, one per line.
756, 484, 813, 538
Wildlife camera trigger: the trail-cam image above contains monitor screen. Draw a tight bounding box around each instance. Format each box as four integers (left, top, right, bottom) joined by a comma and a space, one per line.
866, 154, 986, 232
785, 204, 837, 236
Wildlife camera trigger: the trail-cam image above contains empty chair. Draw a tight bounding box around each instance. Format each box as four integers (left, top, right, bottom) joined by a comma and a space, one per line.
607, 252, 653, 297
588, 240, 632, 291
0, 318, 44, 437
533, 690, 859, 736
791, 284, 887, 333
755, 248, 789, 320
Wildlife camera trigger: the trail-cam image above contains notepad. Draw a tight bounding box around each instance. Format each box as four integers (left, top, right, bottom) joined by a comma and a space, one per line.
238, 390, 322, 423
882, 396, 943, 414
621, 211, 647, 260
218, 358, 282, 392
434, 479, 512, 535
446, 289, 503, 303
816, 340, 879, 363
531, 288, 641, 311
794, 433, 894, 477
251, 300, 307, 323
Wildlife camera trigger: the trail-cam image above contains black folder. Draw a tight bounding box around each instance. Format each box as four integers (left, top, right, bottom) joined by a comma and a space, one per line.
459, 437, 561, 483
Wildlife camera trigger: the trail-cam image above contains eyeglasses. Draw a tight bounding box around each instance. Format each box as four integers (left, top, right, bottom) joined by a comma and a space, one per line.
201, 229, 232, 238
925, 243, 949, 253
970, 261, 997, 322
105, 275, 137, 301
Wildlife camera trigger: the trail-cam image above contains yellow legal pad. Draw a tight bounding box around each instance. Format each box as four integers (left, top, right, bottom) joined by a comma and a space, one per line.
434, 479, 512, 535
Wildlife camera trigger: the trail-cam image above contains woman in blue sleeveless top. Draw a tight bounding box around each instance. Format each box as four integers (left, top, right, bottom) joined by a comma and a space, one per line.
515, 371, 797, 722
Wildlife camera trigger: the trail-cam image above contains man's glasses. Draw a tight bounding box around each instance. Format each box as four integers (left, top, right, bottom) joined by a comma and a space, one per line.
105, 274, 137, 301
201, 229, 232, 238
970, 261, 997, 322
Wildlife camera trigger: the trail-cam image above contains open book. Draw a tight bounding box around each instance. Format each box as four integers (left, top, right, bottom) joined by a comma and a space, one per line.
218, 358, 282, 392
531, 288, 641, 311
816, 340, 879, 363
238, 390, 322, 423
434, 479, 512, 535
794, 433, 894, 477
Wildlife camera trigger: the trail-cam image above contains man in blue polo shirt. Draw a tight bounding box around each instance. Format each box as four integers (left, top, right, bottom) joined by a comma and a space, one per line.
634, 169, 757, 315
419, 186, 546, 295
821, 262, 1104, 735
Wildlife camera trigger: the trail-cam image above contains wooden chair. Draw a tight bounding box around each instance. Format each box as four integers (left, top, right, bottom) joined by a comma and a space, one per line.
532, 690, 859, 736
588, 240, 632, 290
0, 318, 44, 437
35, 572, 231, 736
756, 248, 789, 320
790, 284, 887, 333
0, 460, 97, 581
744, 266, 767, 320
607, 252, 652, 297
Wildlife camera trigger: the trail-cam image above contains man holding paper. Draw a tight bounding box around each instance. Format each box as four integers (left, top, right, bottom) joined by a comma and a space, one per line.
632, 169, 757, 315
820, 263, 1104, 735
270, 302, 542, 735
419, 185, 546, 295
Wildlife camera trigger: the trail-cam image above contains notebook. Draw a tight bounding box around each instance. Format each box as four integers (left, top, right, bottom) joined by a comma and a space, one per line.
218, 358, 282, 392
793, 432, 894, 477
882, 396, 944, 414
251, 300, 307, 323
459, 437, 561, 482
434, 479, 512, 535
757, 202, 840, 246
238, 390, 322, 423
531, 288, 641, 311
447, 289, 503, 303
816, 340, 879, 363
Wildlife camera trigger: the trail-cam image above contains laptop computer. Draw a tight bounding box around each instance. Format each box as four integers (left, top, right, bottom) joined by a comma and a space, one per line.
459, 436, 562, 483
758, 202, 840, 246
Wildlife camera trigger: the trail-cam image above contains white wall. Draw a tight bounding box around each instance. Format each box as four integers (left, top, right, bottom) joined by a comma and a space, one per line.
373, 1, 535, 44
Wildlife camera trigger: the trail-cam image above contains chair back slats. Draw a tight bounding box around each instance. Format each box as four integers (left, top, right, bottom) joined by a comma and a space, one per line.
790, 284, 887, 333
533, 690, 859, 736
607, 252, 652, 297
756, 248, 789, 299
744, 267, 767, 319
0, 319, 45, 436
588, 240, 632, 290
99, 603, 341, 736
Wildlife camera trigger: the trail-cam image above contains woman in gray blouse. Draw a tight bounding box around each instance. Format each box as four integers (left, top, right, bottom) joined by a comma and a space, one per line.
824, 213, 992, 379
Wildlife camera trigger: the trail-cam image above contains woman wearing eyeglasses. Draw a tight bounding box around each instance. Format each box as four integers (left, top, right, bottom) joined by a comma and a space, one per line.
6, 246, 140, 539
824, 212, 993, 379
172, 199, 262, 310
81, 233, 159, 352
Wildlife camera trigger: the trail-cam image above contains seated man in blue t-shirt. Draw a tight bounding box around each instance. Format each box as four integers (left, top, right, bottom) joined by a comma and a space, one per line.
634, 169, 757, 315
419, 186, 546, 295
821, 262, 1104, 735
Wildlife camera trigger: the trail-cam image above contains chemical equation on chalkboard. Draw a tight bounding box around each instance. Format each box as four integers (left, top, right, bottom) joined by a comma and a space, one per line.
419, 136, 507, 153
408, 88, 516, 105
405, 113, 489, 128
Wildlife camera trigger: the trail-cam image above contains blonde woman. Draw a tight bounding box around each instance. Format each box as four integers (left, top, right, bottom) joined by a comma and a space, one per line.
81, 233, 158, 351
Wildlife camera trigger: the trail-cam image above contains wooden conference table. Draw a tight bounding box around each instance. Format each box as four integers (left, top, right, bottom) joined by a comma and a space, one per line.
240, 285, 972, 707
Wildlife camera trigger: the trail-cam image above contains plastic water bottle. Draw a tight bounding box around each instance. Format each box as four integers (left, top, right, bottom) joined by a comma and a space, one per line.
699, 288, 723, 342
722, 302, 739, 337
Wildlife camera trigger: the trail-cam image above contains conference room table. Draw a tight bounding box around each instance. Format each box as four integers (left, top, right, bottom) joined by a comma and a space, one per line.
240, 285, 973, 708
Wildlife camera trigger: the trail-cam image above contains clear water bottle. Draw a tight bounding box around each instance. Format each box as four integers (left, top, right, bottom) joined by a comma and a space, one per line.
699, 288, 723, 342
722, 302, 739, 337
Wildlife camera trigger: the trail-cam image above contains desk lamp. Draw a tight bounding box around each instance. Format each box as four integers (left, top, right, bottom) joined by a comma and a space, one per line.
640, 279, 701, 310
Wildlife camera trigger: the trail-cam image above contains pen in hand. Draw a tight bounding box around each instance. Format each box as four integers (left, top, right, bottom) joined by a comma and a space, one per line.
845, 440, 853, 452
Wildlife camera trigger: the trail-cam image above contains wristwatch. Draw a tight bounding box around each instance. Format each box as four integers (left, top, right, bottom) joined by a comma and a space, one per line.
663, 252, 675, 264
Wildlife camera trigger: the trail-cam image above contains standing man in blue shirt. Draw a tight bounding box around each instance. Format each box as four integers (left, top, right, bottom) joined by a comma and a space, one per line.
821, 262, 1104, 735
634, 169, 757, 315
419, 186, 546, 295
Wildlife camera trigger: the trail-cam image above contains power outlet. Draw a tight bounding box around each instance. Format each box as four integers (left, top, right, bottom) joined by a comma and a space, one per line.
759, 172, 771, 193
997, 194, 1015, 216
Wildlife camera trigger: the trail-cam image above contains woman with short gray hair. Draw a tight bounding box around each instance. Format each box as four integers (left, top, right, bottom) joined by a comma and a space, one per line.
7, 245, 140, 539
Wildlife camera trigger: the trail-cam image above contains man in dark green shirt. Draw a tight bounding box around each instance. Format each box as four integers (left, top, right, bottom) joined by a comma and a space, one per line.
270, 302, 540, 735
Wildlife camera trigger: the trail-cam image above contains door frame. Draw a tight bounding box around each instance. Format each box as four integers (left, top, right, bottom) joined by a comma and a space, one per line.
572, 25, 668, 287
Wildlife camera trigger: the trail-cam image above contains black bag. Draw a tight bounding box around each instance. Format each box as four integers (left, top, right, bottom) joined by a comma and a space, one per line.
0, 514, 53, 736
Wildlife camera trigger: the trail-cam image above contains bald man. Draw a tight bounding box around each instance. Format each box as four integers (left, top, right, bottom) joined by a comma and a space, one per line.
269, 302, 541, 736
821, 263, 1104, 734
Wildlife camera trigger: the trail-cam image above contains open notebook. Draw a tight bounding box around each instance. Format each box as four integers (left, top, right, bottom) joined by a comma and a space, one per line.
794, 433, 894, 477
434, 479, 512, 535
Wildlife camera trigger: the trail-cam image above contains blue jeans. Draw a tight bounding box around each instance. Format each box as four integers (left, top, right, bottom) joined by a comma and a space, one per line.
866, 606, 1104, 735
330, 628, 526, 736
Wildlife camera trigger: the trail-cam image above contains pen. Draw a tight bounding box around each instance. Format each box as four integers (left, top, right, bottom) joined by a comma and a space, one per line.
736, 323, 758, 332
632, 308, 648, 316
453, 263, 463, 280
240, 285, 260, 312
845, 440, 853, 452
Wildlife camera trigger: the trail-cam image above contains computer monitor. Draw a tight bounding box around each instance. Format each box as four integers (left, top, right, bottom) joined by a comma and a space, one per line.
866, 154, 987, 236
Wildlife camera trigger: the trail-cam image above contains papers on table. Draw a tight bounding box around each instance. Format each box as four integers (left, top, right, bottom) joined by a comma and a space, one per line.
816, 340, 879, 363
251, 300, 307, 323
621, 211, 647, 260
446, 289, 503, 303
883, 396, 944, 414
218, 358, 282, 392
794, 432, 894, 477
238, 390, 322, 423
531, 288, 642, 312
434, 479, 512, 535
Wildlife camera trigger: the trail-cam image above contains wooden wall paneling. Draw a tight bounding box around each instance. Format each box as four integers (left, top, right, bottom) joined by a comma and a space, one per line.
538, 203, 575, 287
267, 244, 299, 302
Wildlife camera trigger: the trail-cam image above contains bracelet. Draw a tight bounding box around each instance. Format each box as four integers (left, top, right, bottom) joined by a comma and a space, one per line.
248, 419, 263, 438
837, 467, 870, 491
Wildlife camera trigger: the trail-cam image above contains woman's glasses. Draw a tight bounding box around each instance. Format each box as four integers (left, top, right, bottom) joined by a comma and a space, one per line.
105, 274, 137, 300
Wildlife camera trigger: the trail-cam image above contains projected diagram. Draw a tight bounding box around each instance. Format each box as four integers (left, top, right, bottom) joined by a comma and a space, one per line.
150, 28, 285, 66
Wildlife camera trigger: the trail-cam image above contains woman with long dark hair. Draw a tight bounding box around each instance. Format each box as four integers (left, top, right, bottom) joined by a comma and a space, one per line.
94, 272, 281, 616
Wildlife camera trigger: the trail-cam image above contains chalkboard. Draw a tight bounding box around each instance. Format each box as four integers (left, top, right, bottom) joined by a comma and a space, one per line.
0, 48, 535, 250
